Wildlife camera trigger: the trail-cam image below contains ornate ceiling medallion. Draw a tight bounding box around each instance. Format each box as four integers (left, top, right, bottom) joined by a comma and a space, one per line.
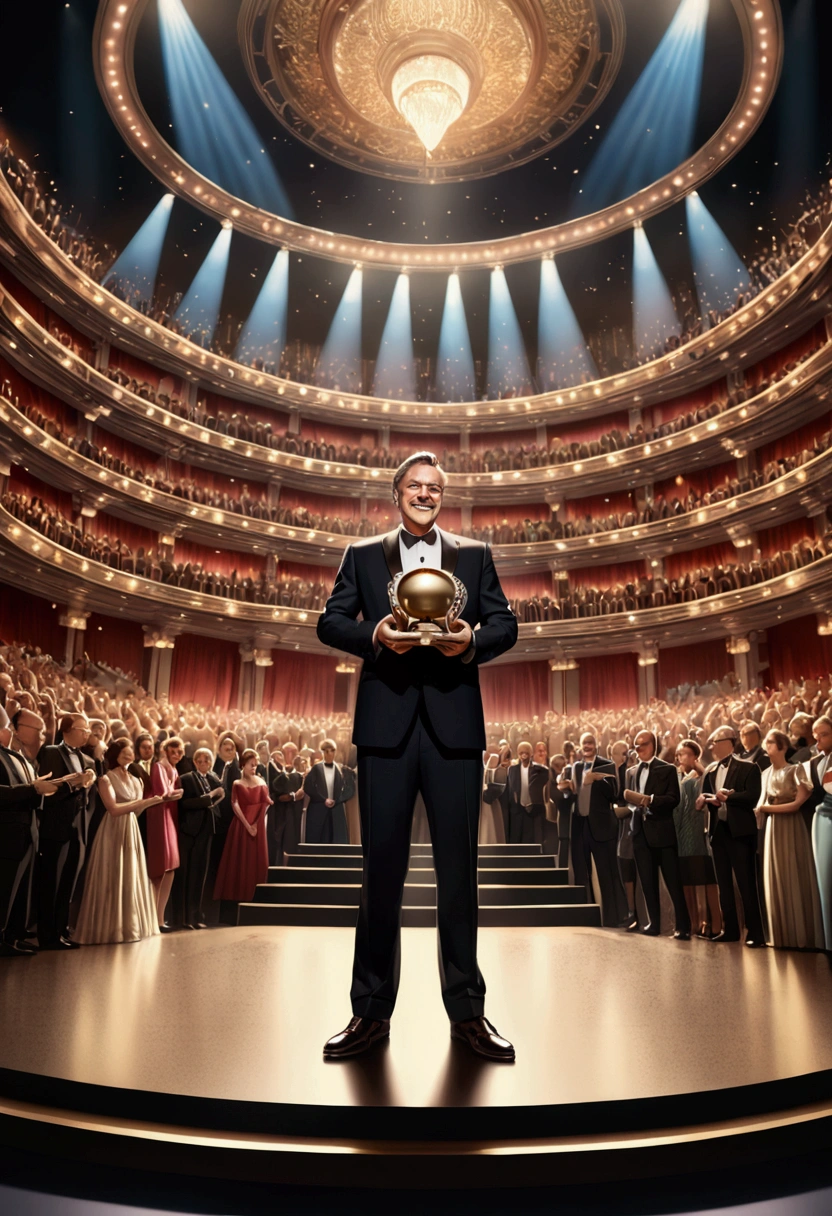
238, 0, 625, 182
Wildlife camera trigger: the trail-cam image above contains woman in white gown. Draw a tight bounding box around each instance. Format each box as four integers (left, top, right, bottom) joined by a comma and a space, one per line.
74, 738, 164, 945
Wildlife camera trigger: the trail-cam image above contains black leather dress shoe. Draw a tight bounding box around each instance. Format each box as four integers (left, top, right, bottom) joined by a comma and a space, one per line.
323, 1016, 390, 1059
640, 925, 660, 937
450, 1017, 515, 1062
711, 931, 740, 943
158, 923, 175, 934
673, 930, 691, 941
0, 942, 33, 958
744, 938, 767, 948
626, 919, 641, 932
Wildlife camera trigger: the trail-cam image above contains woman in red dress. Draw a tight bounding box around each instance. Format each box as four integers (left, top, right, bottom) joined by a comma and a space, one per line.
148, 737, 184, 930
214, 748, 272, 904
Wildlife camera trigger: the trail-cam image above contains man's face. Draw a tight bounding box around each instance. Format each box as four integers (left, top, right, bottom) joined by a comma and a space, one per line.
322, 745, 336, 763
711, 736, 735, 761
64, 716, 91, 749
580, 736, 597, 761
194, 752, 212, 774
166, 744, 184, 765
396, 462, 444, 534
634, 733, 655, 761
740, 729, 760, 751
272, 750, 284, 767
611, 743, 628, 767
814, 721, 832, 754
138, 738, 154, 761
15, 711, 45, 759
283, 745, 298, 767
517, 744, 532, 767
219, 738, 237, 762
533, 742, 548, 765
89, 721, 106, 745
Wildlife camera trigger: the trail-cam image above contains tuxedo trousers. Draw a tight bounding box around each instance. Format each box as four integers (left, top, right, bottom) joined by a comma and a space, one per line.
0, 846, 33, 942
710, 820, 764, 941
37, 833, 83, 944
174, 819, 214, 926
632, 832, 691, 934
571, 815, 628, 927
352, 710, 484, 1022
306, 801, 348, 845
508, 802, 545, 845
268, 803, 287, 866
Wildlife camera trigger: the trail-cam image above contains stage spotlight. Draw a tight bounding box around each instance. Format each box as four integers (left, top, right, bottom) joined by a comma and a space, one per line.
102, 194, 175, 303
435, 273, 475, 403
315, 267, 363, 394
158, 0, 292, 216
235, 249, 289, 369
685, 193, 748, 315
173, 224, 233, 347
486, 268, 534, 400
372, 273, 416, 401
576, 0, 709, 213
632, 225, 679, 360
537, 257, 598, 391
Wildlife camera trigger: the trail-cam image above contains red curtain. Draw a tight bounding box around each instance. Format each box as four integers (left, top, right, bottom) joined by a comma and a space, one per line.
665, 543, 737, 579
8, 467, 75, 515
262, 651, 337, 715
579, 654, 639, 711
0, 266, 47, 324
648, 379, 726, 429
570, 561, 644, 588
169, 633, 241, 708
300, 419, 378, 448
564, 491, 635, 521
655, 461, 737, 500
0, 587, 66, 656
657, 640, 730, 694
174, 541, 266, 577
500, 571, 554, 599
480, 661, 550, 722
86, 513, 158, 551
108, 348, 185, 392
471, 428, 538, 453
547, 412, 631, 446
0, 362, 80, 430
92, 427, 160, 473
767, 617, 832, 686
472, 502, 550, 528
198, 389, 288, 432
756, 413, 832, 463
84, 613, 145, 677
745, 320, 827, 387
757, 520, 813, 557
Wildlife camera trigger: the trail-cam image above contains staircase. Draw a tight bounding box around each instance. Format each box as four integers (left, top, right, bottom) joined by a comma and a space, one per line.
237, 842, 601, 928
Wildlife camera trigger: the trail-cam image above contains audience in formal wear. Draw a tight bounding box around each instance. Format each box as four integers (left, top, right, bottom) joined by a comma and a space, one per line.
674, 739, 721, 939
73, 738, 163, 945
559, 733, 629, 927
810, 715, 832, 951
505, 741, 548, 845
174, 747, 224, 930
213, 749, 271, 905
148, 737, 184, 930
302, 739, 351, 845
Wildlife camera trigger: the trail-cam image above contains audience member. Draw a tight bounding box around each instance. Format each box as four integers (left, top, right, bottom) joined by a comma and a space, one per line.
810, 715, 832, 951
303, 738, 350, 845
559, 732, 628, 927
674, 739, 721, 939
148, 737, 185, 931
213, 748, 271, 905
175, 747, 224, 930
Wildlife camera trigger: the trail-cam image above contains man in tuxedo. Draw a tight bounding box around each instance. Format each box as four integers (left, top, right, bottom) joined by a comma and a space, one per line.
317, 451, 518, 1061
266, 749, 286, 865
807, 715, 832, 805
37, 713, 97, 949
303, 739, 349, 844
609, 740, 637, 929
0, 710, 61, 957
738, 722, 771, 772
506, 741, 548, 844
175, 748, 224, 929
622, 731, 690, 939
559, 732, 628, 927
695, 726, 765, 946
273, 749, 304, 860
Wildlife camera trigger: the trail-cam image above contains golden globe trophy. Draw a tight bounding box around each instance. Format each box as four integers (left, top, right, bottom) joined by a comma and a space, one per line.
388, 568, 468, 646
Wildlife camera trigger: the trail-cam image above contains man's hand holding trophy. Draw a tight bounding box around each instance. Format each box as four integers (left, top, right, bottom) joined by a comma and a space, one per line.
375, 569, 472, 657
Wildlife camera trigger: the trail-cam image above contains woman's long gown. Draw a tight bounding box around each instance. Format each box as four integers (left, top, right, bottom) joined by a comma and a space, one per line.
214, 781, 272, 902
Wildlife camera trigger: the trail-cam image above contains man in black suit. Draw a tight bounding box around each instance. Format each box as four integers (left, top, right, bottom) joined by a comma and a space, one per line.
622, 731, 690, 939
0, 710, 61, 957
738, 722, 771, 773
559, 732, 628, 927
266, 749, 286, 865
807, 715, 832, 805
317, 451, 518, 1061
273, 749, 304, 861
303, 739, 349, 844
175, 747, 224, 930
695, 726, 765, 946
506, 741, 548, 844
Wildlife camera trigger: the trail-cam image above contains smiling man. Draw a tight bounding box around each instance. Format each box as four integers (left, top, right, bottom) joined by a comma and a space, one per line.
317, 451, 518, 1061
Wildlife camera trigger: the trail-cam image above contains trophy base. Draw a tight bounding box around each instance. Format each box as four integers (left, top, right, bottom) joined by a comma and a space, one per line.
393, 623, 459, 647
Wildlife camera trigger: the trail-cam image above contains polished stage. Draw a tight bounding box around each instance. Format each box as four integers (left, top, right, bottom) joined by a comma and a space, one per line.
0, 924, 830, 1188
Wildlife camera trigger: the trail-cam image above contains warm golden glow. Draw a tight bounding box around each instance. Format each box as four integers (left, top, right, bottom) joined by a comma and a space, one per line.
392, 54, 470, 152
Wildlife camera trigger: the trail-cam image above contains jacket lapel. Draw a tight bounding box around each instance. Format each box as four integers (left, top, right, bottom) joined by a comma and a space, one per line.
439, 527, 459, 576
382, 530, 403, 579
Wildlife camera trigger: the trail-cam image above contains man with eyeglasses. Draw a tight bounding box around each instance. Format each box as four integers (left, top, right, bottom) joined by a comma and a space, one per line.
318, 451, 518, 1061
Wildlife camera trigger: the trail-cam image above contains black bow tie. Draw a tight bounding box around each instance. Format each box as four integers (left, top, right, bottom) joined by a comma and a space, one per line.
324, 762, 335, 768
401, 528, 436, 549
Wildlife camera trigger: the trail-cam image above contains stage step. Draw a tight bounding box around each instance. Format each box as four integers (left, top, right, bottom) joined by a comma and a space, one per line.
268, 866, 570, 886
253, 883, 588, 907
284, 852, 557, 870
293, 842, 544, 857
238, 902, 601, 928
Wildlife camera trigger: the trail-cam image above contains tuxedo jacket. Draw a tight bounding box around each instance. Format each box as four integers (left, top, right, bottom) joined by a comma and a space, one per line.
739, 744, 771, 773
273, 768, 303, 800
37, 742, 97, 843
808, 753, 831, 804
303, 761, 348, 808
569, 758, 617, 842
317, 527, 518, 750
178, 770, 222, 837
0, 745, 40, 861
506, 762, 549, 814
623, 757, 681, 850
701, 755, 761, 839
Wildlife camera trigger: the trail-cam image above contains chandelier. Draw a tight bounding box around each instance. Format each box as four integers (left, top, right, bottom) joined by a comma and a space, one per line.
240, 0, 625, 182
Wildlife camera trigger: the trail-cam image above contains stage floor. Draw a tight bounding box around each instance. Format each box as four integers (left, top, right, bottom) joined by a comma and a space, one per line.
1, 926, 831, 1184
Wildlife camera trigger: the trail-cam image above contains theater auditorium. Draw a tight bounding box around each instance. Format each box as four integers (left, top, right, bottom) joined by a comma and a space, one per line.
0, 1, 831, 1212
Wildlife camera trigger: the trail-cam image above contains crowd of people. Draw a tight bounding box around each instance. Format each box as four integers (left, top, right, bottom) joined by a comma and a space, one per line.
1, 640, 830, 958
4, 139, 830, 401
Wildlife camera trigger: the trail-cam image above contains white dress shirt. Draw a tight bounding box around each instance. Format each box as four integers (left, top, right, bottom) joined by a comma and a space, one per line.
323, 762, 337, 800
399, 526, 442, 574
519, 762, 531, 808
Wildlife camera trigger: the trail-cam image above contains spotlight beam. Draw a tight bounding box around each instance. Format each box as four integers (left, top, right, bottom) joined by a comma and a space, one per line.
486, 268, 534, 400
173, 225, 233, 348
632, 226, 679, 361
102, 194, 175, 303
236, 249, 289, 369
372, 273, 416, 401
537, 258, 598, 392
315, 268, 363, 394
436, 273, 475, 403
686, 193, 748, 316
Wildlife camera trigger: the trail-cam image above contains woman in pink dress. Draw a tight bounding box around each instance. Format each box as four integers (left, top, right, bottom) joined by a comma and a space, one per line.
214, 748, 272, 905
148, 736, 184, 930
